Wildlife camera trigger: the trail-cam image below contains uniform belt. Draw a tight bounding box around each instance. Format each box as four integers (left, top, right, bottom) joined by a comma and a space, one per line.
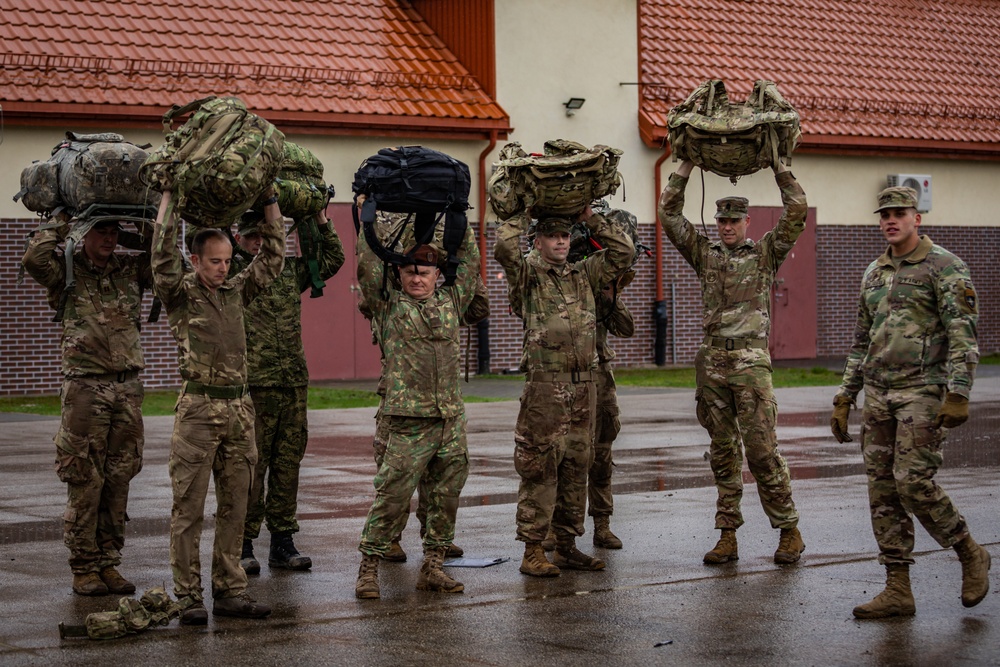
182, 381, 249, 399
704, 336, 768, 351
85, 369, 140, 383
526, 370, 594, 383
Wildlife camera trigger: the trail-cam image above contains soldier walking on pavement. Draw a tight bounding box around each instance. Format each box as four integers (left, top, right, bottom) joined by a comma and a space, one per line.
151, 188, 284, 624
495, 207, 633, 577
658, 159, 806, 566
232, 210, 344, 574
22, 215, 150, 596
831, 186, 991, 619
354, 207, 482, 600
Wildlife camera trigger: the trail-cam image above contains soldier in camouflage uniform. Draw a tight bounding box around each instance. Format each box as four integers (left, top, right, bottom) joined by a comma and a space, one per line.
232, 210, 345, 574
22, 216, 150, 596
354, 218, 481, 600
831, 186, 990, 619
658, 159, 806, 566
152, 189, 284, 624
495, 207, 633, 577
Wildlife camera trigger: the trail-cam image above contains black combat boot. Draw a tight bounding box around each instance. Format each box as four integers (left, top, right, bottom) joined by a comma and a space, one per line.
269, 532, 312, 570
241, 538, 261, 575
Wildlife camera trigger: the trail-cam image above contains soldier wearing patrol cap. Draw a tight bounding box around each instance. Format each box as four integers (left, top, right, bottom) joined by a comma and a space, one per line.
21, 215, 151, 597
658, 159, 807, 567
495, 206, 633, 577
832, 186, 990, 619
353, 221, 482, 600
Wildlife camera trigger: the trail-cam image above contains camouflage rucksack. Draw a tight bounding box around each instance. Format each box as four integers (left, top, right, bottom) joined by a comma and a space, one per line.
140, 96, 285, 229
488, 140, 623, 220
259, 141, 332, 221
14, 132, 157, 217
667, 79, 800, 183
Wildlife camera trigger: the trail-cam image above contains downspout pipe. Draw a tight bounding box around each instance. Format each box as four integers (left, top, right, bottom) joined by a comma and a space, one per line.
476, 130, 498, 375
653, 146, 670, 366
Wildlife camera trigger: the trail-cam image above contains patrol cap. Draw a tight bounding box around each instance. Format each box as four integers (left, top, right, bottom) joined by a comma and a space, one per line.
714, 196, 749, 220
237, 210, 264, 235
534, 215, 574, 235
874, 186, 918, 212
401, 243, 440, 267
90, 219, 122, 231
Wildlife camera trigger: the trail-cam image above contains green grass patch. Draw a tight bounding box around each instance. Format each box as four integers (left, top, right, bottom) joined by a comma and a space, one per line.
981, 352, 1000, 365
614, 365, 841, 388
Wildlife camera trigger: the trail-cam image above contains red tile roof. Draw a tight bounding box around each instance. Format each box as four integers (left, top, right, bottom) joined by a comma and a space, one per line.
639, 0, 1000, 158
0, 0, 509, 139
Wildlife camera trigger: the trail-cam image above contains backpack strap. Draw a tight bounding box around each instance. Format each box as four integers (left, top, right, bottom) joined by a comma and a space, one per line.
160, 95, 217, 131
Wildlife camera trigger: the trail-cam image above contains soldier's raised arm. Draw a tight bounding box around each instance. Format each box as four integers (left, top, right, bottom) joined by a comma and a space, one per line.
237, 191, 285, 307
656, 160, 705, 271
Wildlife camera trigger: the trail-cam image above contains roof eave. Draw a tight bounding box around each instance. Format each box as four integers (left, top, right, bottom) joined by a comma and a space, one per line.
1, 102, 512, 141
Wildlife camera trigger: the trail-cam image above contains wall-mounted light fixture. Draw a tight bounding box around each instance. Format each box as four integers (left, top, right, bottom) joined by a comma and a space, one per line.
564, 97, 586, 117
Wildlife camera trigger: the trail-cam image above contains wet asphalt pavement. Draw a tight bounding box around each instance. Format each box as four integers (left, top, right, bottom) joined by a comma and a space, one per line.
1, 376, 998, 666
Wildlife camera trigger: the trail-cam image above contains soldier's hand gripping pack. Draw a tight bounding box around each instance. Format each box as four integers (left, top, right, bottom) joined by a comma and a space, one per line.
667, 79, 800, 183
139, 96, 285, 228
487, 139, 623, 220
14, 132, 159, 217
352, 146, 471, 285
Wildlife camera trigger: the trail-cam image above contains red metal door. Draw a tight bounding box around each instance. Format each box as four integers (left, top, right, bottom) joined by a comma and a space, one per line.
747, 205, 817, 360
300, 203, 383, 380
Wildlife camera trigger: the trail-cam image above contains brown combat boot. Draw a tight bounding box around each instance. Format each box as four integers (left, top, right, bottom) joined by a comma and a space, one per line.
355, 554, 381, 599
446, 543, 464, 558
416, 547, 464, 593
954, 535, 992, 608
853, 564, 916, 619
382, 539, 407, 563
553, 537, 606, 571
703, 529, 738, 564
593, 516, 623, 549
774, 527, 805, 564
99, 566, 136, 594
72, 571, 109, 596
520, 542, 560, 577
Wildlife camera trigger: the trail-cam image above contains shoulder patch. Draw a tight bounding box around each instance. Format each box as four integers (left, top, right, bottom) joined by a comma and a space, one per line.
960, 279, 978, 314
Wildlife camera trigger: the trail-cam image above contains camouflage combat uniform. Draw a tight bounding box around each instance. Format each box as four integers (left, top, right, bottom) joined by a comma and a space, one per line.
231, 221, 344, 541
494, 212, 633, 544
589, 297, 635, 518
837, 235, 979, 565
21, 220, 150, 576
657, 170, 807, 531
151, 197, 284, 602
356, 224, 480, 556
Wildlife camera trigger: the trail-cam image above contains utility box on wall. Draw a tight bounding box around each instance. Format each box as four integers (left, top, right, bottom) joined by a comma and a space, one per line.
887, 173, 932, 212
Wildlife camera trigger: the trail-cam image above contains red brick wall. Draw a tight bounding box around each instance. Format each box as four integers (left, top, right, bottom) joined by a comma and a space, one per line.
2, 218, 997, 394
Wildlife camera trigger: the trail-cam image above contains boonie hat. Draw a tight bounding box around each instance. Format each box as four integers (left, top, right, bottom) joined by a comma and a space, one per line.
874, 186, 918, 212
714, 196, 749, 220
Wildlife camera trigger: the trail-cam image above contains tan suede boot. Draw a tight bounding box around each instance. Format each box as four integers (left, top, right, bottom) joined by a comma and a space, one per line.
954, 535, 992, 608
774, 527, 805, 564
355, 554, 381, 599
703, 529, 738, 564
416, 547, 464, 593
540, 528, 556, 552
553, 537, 606, 571
593, 516, 623, 549
853, 564, 916, 619
72, 571, 109, 596
520, 542, 560, 577
99, 566, 136, 594
382, 538, 407, 563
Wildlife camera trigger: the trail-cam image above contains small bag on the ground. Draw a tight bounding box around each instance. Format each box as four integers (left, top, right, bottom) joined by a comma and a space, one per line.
667, 79, 800, 183
140, 96, 285, 228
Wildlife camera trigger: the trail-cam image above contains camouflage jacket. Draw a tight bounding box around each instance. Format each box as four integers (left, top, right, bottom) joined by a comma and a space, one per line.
358, 224, 480, 418
151, 200, 284, 386
597, 296, 635, 367
21, 221, 152, 378
494, 211, 634, 373
838, 235, 978, 400
231, 221, 344, 387
658, 170, 807, 340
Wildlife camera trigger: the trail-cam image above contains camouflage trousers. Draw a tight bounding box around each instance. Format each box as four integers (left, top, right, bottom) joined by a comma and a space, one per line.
861, 384, 969, 565
56, 375, 144, 574
244, 386, 308, 539
359, 414, 469, 556
695, 346, 798, 530
371, 407, 430, 540
515, 380, 596, 543
589, 367, 621, 517
168, 392, 257, 601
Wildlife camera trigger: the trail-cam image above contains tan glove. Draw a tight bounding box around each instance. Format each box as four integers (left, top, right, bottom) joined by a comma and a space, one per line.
933, 393, 969, 429
830, 395, 854, 443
